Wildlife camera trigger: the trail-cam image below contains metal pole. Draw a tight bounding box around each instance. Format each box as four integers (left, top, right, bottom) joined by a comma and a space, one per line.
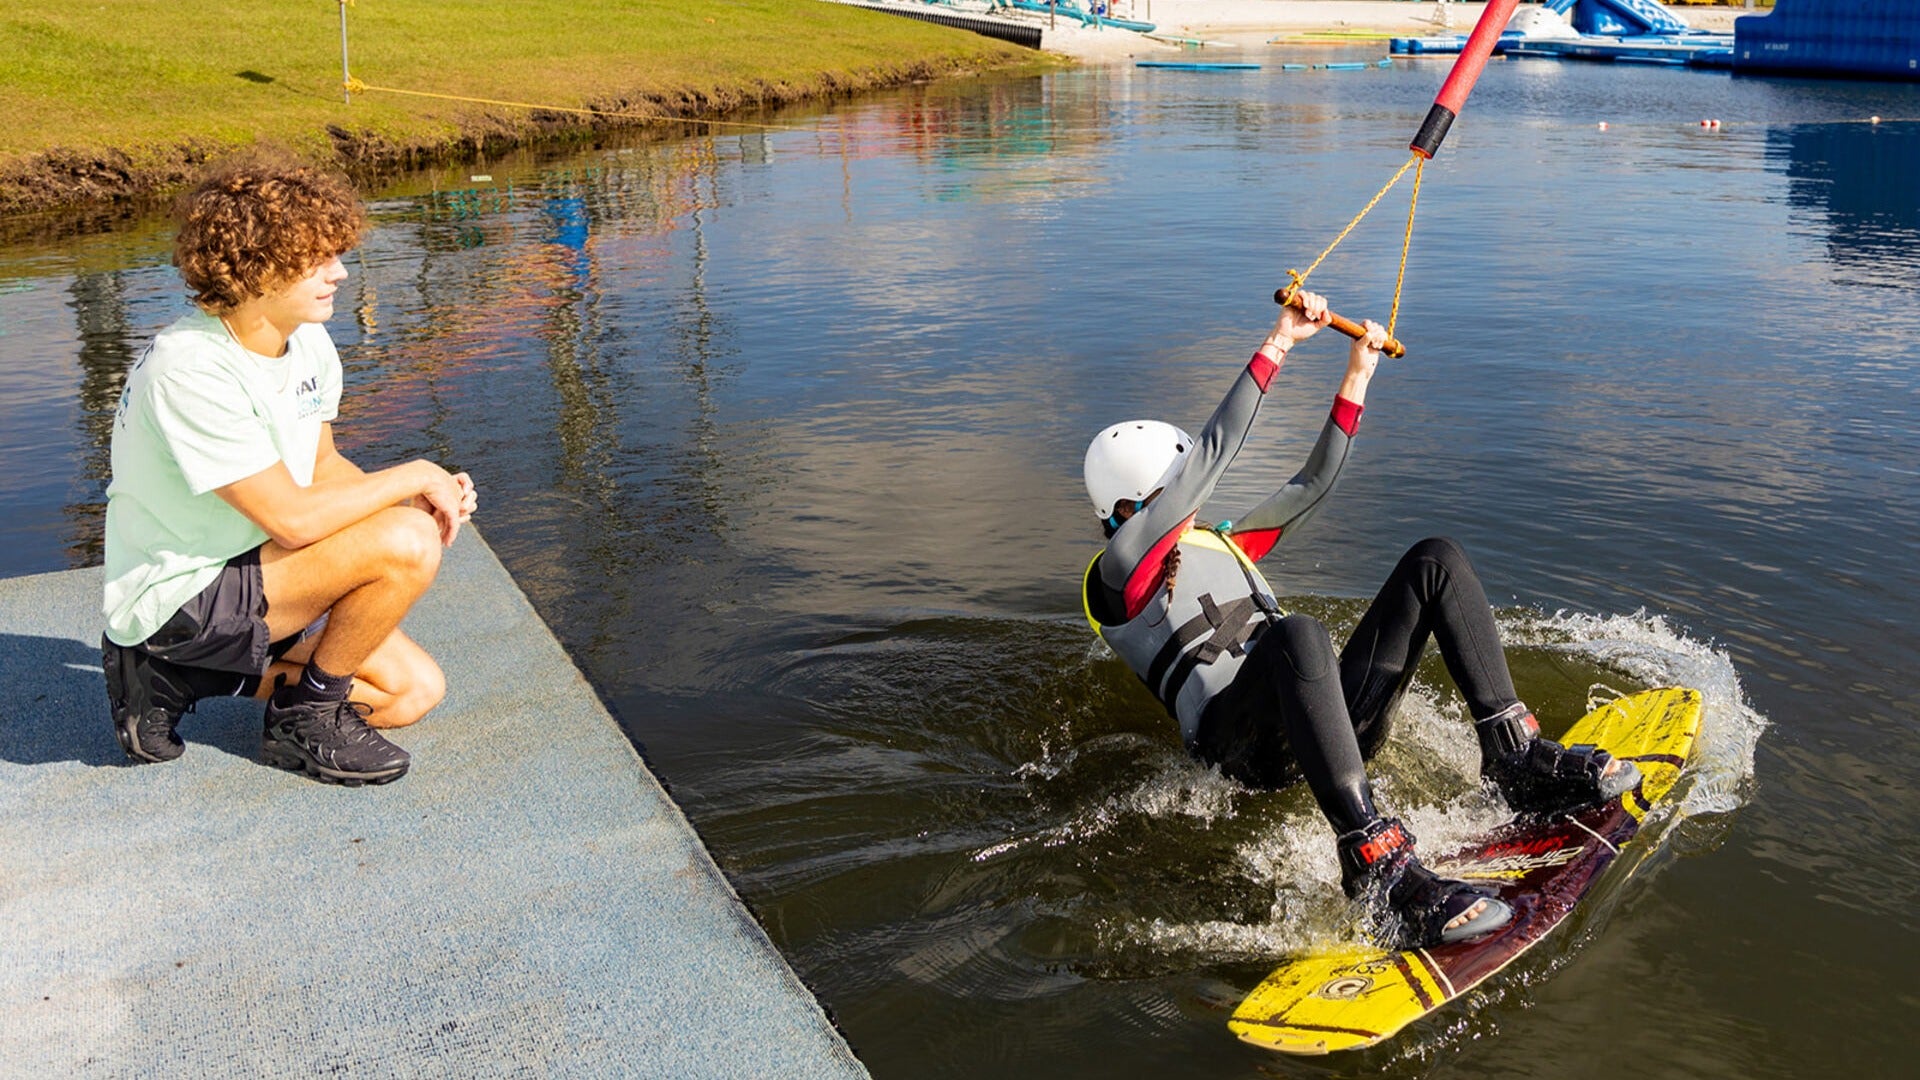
339, 1, 351, 104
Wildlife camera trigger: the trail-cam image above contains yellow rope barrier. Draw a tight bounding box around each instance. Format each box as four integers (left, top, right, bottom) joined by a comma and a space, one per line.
341, 78, 823, 136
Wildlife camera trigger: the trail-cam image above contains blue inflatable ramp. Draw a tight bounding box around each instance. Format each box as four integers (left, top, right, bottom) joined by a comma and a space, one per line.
1734, 0, 1920, 81
1397, 2, 1701, 55
1544, 0, 1694, 37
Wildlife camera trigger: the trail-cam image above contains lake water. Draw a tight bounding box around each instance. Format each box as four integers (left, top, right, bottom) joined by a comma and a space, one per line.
2, 51, 1917, 1079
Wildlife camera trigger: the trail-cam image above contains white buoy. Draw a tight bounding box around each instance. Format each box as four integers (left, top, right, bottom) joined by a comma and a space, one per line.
1871, 116, 1883, 124
1598, 122, 1609, 130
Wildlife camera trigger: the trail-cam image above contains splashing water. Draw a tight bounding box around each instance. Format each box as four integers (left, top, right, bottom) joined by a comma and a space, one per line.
1512, 608, 1767, 819
1110, 606, 1767, 966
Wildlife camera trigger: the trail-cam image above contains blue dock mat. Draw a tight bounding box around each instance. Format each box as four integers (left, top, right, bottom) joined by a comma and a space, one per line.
1136, 60, 1262, 70
1137, 60, 1391, 72
0, 530, 867, 1078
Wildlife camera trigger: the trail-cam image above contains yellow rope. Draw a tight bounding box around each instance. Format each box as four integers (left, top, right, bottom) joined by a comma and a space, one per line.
1280, 152, 1420, 303
1282, 108, 1917, 329
1388, 154, 1424, 339
342, 77, 821, 135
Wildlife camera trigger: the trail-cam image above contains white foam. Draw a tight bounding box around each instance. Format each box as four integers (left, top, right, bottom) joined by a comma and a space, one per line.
1507, 608, 1767, 819
986, 757, 1244, 865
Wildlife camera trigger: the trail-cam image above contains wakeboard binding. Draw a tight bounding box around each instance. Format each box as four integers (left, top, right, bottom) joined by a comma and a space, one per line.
1478, 703, 1642, 815
1337, 816, 1511, 948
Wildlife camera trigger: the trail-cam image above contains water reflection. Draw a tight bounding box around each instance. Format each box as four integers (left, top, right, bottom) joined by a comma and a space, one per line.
327, 142, 773, 672
1768, 120, 1920, 289
2, 62, 1917, 1080
64, 271, 134, 565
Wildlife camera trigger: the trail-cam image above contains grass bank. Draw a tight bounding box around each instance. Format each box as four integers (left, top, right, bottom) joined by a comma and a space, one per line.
0, 0, 1054, 217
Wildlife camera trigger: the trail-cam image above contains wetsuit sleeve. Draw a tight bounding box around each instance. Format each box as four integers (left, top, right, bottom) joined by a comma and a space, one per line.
1227, 395, 1362, 562
1099, 353, 1278, 615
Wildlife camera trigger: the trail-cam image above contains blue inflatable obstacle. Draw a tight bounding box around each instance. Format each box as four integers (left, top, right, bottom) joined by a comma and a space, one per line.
1734, 0, 1920, 81
1393, 0, 1709, 55
1542, 0, 1694, 38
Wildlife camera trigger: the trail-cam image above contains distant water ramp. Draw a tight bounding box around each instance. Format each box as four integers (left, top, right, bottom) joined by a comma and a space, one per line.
0, 531, 867, 1078
839, 1, 1044, 49
1544, 0, 1691, 37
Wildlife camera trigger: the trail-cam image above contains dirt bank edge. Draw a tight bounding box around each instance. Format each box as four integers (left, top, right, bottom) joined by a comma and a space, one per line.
0, 54, 1055, 224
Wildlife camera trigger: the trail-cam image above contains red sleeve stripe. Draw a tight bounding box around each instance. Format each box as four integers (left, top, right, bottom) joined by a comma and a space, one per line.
1124, 513, 1197, 619
1331, 395, 1364, 437
1230, 526, 1283, 563
1248, 352, 1281, 393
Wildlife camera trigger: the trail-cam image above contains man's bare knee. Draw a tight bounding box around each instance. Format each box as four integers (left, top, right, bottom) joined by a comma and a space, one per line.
373, 656, 446, 729
414, 657, 447, 714
370, 506, 443, 584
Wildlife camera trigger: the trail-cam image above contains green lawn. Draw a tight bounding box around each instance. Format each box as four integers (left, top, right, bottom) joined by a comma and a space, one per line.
0, 0, 1048, 212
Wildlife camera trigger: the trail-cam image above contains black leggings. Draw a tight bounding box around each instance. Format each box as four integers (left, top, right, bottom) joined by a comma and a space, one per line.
1192, 537, 1520, 834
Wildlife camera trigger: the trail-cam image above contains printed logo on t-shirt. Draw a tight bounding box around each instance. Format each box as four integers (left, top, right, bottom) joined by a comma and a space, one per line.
294, 375, 325, 420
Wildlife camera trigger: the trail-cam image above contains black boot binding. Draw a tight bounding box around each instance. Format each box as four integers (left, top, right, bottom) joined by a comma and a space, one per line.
1337, 817, 1511, 949
1477, 703, 1641, 815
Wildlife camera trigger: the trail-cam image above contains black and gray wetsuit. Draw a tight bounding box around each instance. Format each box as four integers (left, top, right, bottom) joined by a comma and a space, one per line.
1084, 348, 1524, 833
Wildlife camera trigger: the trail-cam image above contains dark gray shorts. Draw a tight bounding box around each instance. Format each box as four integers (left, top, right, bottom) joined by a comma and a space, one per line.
139, 546, 323, 675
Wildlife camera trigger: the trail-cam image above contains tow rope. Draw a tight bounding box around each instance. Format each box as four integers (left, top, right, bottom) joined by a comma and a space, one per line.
1274, 0, 1521, 359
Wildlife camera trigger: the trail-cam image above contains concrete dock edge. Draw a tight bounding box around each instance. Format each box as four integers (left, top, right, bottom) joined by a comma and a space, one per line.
0, 529, 867, 1078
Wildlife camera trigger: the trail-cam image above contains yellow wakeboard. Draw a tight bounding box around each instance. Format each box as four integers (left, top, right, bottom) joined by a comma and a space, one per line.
1228, 686, 1703, 1054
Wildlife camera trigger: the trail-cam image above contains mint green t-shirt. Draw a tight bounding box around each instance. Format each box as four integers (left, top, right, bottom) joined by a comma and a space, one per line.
102, 310, 341, 646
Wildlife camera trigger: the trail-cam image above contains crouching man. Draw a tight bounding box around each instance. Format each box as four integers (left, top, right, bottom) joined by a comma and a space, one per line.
101, 159, 475, 785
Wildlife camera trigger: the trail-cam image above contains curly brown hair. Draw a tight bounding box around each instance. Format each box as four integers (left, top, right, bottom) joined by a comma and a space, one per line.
172, 157, 367, 314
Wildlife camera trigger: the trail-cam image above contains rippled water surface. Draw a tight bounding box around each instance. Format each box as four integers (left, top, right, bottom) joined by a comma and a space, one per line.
3, 55, 1918, 1078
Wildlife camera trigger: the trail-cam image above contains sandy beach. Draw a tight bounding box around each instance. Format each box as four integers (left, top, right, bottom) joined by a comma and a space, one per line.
1022, 1, 1745, 60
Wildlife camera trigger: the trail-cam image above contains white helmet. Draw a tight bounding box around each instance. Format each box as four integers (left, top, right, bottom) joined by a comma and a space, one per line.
1084, 420, 1193, 520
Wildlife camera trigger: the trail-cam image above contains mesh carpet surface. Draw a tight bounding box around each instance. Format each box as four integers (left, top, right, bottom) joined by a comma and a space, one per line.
0, 530, 865, 1079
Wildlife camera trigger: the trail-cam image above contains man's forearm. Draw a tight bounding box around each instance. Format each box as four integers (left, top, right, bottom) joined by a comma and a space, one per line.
284, 463, 439, 548
231, 460, 441, 550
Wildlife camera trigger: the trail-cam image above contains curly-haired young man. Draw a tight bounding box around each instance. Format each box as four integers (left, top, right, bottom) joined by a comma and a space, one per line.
101, 159, 476, 785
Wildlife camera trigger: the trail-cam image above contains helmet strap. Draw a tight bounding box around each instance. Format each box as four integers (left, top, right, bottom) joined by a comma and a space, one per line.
1101, 500, 1149, 538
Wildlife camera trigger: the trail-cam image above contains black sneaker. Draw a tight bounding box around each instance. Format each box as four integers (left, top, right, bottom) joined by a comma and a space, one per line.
101, 635, 239, 764
1477, 702, 1640, 815
261, 695, 410, 785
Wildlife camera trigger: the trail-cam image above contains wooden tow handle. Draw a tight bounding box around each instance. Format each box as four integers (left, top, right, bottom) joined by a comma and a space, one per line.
1273, 289, 1407, 359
